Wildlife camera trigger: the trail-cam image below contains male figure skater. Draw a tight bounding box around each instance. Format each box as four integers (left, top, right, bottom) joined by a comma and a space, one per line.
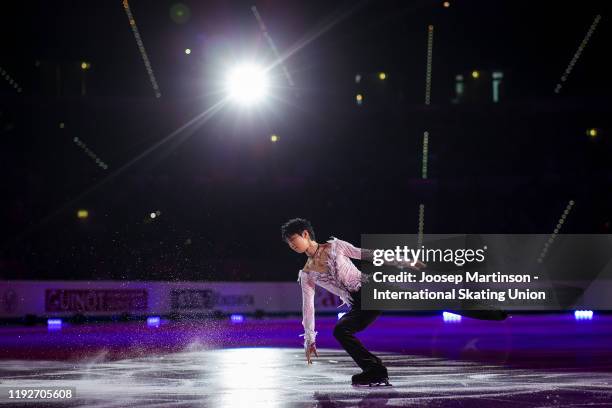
281, 218, 426, 386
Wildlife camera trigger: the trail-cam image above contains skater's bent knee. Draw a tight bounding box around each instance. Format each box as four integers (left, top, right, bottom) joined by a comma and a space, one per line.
333, 323, 350, 339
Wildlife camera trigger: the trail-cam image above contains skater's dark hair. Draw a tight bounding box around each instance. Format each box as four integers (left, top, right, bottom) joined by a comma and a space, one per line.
281, 218, 316, 242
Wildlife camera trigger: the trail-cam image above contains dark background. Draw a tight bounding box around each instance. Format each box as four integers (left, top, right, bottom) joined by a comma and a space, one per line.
1, 1, 610, 281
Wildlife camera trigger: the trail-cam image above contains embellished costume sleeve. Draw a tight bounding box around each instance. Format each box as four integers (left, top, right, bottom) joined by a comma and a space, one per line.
336, 239, 373, 260
297, 270, 317, 348
338, 239, 414, 268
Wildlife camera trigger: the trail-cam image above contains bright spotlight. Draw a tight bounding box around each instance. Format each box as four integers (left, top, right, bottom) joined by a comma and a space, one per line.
185, 48, 191, 55
226, 64, 268, 106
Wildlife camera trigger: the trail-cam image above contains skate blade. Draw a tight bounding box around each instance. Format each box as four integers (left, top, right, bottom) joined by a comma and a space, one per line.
352, 380, 392, 388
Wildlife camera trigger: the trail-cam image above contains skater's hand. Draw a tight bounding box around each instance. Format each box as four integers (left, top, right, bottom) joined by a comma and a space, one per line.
305, 342, 319, 364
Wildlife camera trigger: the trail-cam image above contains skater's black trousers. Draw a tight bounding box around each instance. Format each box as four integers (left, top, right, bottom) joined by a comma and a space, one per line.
333, 287, 385, 372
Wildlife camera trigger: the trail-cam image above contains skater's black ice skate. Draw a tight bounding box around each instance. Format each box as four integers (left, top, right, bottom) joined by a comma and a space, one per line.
351, 367, 392, 387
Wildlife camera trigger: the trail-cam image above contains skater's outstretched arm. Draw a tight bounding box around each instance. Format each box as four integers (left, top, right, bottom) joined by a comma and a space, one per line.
337, 239, 426, 271
298, 270, 318, 364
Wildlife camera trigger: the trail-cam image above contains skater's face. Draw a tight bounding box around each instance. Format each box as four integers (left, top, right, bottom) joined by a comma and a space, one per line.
286, 231, 311, 253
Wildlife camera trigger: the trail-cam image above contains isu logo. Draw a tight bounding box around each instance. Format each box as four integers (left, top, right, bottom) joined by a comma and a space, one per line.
170, 289, 254, 310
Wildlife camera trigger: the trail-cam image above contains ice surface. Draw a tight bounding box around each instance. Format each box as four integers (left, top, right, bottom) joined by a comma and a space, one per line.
1, 347, 611, 407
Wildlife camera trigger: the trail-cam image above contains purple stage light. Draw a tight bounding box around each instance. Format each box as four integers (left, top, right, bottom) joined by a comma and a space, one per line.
230, 314, 244, 323
47, 318, 62, 331
574, 310, 593, 320
443, 311, 462, 323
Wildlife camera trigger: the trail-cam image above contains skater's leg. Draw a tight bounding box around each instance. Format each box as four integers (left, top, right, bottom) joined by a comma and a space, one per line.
333, 290, 384, 371
334, 309, 383, 371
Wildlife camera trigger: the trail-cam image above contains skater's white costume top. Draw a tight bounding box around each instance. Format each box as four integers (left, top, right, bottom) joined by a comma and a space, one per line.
297, 237, 367, 346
